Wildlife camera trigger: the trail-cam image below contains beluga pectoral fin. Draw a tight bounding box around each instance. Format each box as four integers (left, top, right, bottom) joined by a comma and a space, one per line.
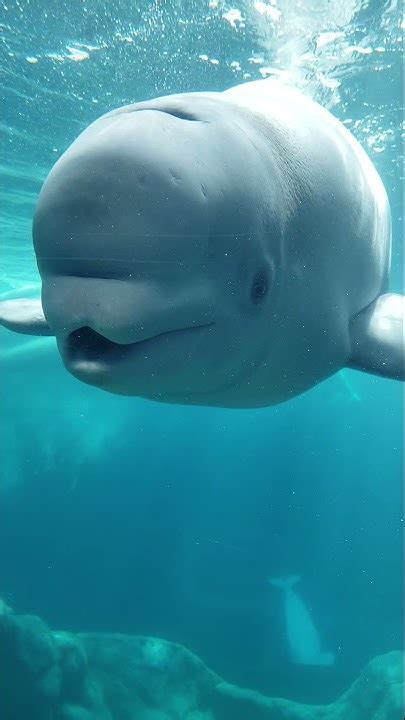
0, 299, 54, 336
347, 293, 404, 380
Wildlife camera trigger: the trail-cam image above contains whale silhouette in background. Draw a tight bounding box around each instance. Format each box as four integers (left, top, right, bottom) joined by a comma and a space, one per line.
270, 575, 335, 667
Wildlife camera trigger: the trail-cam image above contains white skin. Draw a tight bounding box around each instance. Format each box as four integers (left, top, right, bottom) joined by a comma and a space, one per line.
0, 81, 403, 406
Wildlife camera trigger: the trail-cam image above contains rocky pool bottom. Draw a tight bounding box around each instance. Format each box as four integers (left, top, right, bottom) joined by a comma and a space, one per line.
0, 602, 402, 720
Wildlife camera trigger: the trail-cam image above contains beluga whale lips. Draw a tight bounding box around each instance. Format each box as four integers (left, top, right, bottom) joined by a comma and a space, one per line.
62, 323, 215, 370
64, 327, 124, 364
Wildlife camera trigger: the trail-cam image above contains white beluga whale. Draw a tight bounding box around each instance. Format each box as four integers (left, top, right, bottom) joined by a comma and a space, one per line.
0, 79, 403, 407
270, 575, 335, 667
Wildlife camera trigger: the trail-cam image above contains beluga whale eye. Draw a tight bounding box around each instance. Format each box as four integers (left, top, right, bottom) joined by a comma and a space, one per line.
250, 269, 269, 305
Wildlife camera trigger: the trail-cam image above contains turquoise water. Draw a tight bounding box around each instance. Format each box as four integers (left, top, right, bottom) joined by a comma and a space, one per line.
0, 0, 403, 712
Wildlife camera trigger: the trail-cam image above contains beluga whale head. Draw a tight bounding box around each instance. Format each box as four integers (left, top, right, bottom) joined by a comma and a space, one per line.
3, 81, 401, 405
31, 95, 279, 407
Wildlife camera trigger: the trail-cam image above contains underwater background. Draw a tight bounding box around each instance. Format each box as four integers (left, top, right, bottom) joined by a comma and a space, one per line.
0, 0, 403, 708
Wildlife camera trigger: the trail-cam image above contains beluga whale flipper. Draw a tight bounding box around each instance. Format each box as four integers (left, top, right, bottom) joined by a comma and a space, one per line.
270, 575, 335, 667
1, 79, 403, 406
0, 299, 53, 336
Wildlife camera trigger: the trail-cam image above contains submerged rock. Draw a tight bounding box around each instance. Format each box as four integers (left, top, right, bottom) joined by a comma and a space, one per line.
0, 604, 402, 720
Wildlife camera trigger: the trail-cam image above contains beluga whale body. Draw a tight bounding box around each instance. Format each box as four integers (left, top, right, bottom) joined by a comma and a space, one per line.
1, 79, 403, 406
270, 575, 335, 667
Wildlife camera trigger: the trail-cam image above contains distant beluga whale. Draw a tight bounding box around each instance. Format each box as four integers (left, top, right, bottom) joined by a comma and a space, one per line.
270, 575, 335, 667
0, 79, 403, 406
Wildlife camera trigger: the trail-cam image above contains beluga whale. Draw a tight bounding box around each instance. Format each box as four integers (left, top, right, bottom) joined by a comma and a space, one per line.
1, 79, 403, 407
270, 575, 335, 667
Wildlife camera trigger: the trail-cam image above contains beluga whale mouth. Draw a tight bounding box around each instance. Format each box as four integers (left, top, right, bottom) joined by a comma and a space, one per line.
61, 322, 216, 383
65, 327, 127, 363
61, 327, 130, 380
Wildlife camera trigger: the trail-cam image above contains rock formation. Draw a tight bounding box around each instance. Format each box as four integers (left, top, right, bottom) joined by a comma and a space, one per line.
0, 602, 402, 719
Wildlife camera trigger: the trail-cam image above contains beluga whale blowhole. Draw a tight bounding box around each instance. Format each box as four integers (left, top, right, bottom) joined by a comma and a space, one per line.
1, 79, 403, 407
